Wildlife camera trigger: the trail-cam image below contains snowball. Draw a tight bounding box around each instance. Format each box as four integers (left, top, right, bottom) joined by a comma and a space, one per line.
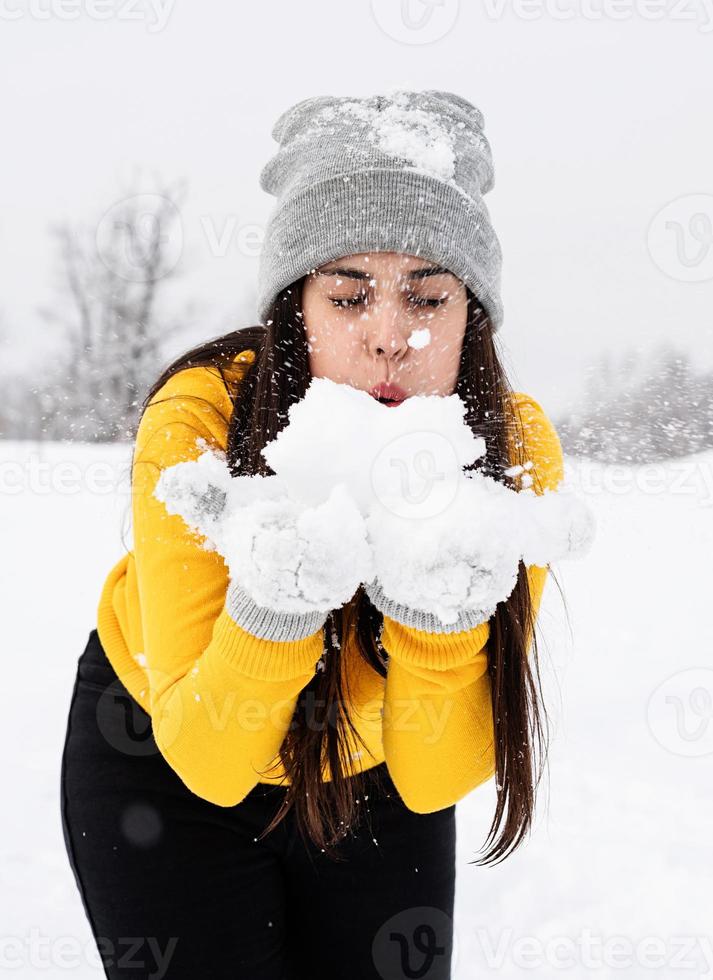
366, 476, 522, 624
261, 376, 485, 513
407, 328, 431, 350
154, 445, 289, 553
153, 377, 595, 622
516, 484, 598, 566
220, 483, 374, 613
153, 446, 232, 551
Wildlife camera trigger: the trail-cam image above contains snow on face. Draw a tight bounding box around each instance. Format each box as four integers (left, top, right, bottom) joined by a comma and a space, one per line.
407, 327, 431, 350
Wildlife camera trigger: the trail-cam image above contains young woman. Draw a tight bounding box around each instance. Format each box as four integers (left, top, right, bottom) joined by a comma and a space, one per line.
60, 90, 565, 980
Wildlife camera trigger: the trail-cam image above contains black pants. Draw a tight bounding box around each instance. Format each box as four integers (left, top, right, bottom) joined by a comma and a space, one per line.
60, 628, 457, 979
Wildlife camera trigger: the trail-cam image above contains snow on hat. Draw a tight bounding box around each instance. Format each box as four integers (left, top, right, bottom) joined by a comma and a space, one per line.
256, 88, 504, 331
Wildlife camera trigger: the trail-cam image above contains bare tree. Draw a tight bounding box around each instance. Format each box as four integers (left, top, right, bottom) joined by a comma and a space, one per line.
0, 312, 22, 439
30, 177, 189, 442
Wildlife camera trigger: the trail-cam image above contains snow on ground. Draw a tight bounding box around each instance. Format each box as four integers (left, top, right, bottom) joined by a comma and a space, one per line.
1, 439, 711, 977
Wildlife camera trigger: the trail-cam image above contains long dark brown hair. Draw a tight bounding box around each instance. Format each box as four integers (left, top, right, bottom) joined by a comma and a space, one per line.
130, 275, 560, 867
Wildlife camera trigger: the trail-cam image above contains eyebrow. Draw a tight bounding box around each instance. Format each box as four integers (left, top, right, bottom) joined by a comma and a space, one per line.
314, 265, 455, 281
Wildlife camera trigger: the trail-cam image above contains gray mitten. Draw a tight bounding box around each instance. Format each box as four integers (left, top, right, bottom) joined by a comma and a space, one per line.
154, 451, 373, 642
226, 579, 329, 642
364, 577, 495, 634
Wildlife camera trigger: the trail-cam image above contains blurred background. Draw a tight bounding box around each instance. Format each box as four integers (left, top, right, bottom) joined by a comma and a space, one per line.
2, 3, 711, 978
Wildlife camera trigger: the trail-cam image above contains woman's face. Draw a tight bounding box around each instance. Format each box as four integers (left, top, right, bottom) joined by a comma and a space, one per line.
301, 251, 468, 402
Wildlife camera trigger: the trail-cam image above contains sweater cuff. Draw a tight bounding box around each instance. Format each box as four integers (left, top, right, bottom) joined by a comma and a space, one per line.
210, 605, 326, 681
365, 578, 493, 633
380, 613, 491, 671
226, 582, 328, 641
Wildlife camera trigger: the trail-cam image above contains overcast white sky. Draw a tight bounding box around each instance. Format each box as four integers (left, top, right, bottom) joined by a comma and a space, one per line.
2, 1, 712, 416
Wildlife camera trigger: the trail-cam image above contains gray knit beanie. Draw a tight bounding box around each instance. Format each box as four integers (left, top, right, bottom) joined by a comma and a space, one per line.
256, 88, 504, 331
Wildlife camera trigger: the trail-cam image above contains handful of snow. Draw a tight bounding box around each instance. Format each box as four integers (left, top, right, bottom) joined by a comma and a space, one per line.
153, 378, 596, 624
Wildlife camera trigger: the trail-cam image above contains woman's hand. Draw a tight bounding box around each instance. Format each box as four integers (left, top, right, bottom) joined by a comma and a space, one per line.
154, 455, 374, 641
222, 483, 374, 639
363, 478, 522, 634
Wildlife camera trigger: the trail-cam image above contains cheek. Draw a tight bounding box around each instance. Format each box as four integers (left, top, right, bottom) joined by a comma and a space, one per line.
305, 313, 362, 350
415, 308, 466, 359
407, 308, 466, 388
303, 301, 363, 379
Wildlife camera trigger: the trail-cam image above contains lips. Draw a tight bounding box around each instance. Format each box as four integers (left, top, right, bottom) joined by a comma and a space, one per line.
369, 382, 408, 407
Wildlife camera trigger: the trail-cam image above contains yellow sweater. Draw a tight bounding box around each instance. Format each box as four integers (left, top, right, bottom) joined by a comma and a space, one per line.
97, 348, 564, 813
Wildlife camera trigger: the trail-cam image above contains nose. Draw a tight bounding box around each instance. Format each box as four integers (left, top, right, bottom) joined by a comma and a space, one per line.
362, 298, 410, 363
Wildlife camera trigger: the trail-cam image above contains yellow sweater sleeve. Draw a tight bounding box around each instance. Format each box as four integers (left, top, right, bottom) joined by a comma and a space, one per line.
379, 392, 565, 813
132, 358, 324, 807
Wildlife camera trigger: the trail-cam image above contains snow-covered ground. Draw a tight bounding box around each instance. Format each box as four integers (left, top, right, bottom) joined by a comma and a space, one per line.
2, 440, 711, 978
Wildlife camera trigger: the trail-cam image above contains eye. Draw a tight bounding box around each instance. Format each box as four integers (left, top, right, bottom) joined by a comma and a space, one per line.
328, 293, 448, 309
330, 295, 366, 308
408, 295, 448, 308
